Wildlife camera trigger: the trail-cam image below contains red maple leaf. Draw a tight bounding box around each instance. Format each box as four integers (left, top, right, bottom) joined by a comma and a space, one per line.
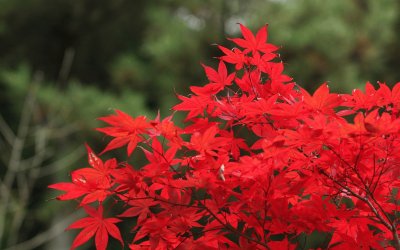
190, 61, 235, 96
262, 62, 293, 86
119, 198, 158, 226
302, 83, 342, 114
235, 69, 262, 94
342, 82, 378, 111
48, 145, 117, 204
229, 24, 278, 55
49, 24, 400, 250
148, 112, 183, 149
141, 137, 179, 178
97, 110, 151, 156
218, 45, 247, 70
188, 125, 228, 157
133, 216, 179, 249
67, 205, 123, 250
203, 60, 235, 87
173, 94, 213, 121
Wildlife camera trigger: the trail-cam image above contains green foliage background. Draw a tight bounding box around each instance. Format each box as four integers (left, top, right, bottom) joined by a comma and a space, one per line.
0, 0, 399, 249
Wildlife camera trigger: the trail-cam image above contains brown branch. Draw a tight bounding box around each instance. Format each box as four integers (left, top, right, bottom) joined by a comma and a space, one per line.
319, 169, 393, 231
57, 47, 75, 89
0, 114, 15, 145
0, 74, 41, 246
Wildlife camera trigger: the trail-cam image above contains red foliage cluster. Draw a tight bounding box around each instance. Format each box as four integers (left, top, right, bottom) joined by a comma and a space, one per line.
50, 24, 400, 249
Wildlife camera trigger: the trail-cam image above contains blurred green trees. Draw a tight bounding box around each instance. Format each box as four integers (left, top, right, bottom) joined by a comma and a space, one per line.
0, 0, 399, 249
248, 0, 399, 91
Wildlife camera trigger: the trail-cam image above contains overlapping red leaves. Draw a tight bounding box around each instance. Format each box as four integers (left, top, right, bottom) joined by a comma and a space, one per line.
50, 24, 400, 250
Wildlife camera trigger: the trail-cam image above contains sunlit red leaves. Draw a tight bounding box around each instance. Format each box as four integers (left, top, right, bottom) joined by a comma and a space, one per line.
119, 198, 157, 226
97, 110, 151, 156
385, 82, 400, 110
344, 109, 400, 138
132, 217, 180, 249
173, 94, 214, 121
329, 217, 386, 250
342, 81, 400, 113
68, 205, 123, 250
344, 82, 378, 110
219, 129, 250, 160
149, 112, 183, 148
188, 125, 228, 157
229, 24, 278, 55
50, 24, 400, 250
242, 94, 278, 119
190, 61, 235, 96
261, 61, 293, 86
165, 208, 203, 235
218, 45, 247, 70
48, 145, 117, 204
235, 68, 262, 94
141, 137, 180, 178
302, 83, 342, 114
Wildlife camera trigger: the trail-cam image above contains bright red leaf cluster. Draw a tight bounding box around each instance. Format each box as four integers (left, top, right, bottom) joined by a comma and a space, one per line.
50, 24, 400, 249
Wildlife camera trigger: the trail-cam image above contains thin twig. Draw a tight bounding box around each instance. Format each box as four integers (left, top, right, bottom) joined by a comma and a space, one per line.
0, 73, 41, 246
0, 114, 15, 145
319, 169, 393, 231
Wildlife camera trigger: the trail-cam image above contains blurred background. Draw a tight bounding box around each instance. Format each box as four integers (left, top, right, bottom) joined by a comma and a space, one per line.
0, 0, 399, 249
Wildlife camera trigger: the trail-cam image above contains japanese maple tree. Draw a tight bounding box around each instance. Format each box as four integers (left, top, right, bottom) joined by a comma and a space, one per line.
50, 24, 400, 249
